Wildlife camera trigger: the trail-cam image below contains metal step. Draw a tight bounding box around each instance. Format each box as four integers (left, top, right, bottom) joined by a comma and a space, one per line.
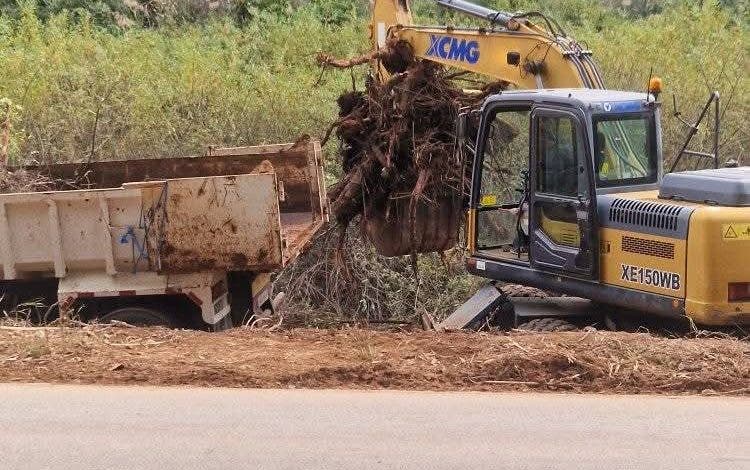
437, 284, 504, 331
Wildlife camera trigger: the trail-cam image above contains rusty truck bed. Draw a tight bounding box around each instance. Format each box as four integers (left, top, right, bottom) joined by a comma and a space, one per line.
1, 138, 327, 280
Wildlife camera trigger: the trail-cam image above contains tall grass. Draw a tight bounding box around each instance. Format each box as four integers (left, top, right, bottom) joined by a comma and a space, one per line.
582, 2, 748, 164
0, 5, 363, 165
0, 1, 744, 167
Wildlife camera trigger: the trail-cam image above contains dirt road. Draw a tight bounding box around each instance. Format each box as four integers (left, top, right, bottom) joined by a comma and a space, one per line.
1, 384, 748, 470
0, 327, 747, 395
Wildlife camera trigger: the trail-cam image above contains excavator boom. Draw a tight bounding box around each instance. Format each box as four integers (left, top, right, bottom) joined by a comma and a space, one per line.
371, 0, 604, 89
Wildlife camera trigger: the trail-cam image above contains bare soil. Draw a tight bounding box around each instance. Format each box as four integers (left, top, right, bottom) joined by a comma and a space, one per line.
0, 327, 747, 395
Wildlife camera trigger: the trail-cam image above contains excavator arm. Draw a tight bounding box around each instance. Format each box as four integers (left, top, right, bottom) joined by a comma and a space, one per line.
371, 0, 605, 90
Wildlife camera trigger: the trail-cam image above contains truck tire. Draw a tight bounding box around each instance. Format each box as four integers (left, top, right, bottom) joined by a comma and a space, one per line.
517, 318, 578, 332
100, 307, 176, 328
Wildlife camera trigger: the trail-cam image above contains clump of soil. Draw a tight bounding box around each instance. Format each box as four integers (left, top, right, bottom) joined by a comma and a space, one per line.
319, 40, 507, 256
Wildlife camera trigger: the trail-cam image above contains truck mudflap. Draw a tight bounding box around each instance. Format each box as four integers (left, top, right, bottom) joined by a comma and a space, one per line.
58, 271, 232, 326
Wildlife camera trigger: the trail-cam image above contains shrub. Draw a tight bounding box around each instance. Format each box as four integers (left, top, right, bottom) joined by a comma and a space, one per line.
0, 6, 365, 164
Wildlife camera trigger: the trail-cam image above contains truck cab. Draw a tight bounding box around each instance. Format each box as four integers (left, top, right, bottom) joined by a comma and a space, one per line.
464, 89, 749, 327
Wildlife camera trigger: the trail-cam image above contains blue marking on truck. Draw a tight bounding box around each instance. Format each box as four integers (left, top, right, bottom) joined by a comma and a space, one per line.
426, 35, 480, 64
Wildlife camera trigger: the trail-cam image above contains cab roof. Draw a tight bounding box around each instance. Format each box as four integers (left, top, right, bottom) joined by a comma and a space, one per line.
483, 89, 656, 110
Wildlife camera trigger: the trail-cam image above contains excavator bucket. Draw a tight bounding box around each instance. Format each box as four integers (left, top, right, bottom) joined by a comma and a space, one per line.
362, 192, 464, 257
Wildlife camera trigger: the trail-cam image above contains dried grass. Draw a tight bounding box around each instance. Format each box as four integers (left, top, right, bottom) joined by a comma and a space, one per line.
0, 327, 747, 395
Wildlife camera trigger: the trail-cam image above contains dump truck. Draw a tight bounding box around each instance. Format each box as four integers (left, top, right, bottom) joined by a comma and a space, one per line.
0, 139, 327, 330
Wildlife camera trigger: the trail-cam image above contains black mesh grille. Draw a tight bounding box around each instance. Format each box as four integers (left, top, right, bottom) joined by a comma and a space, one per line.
609, 199, 683, 232
622, 236, 675, 259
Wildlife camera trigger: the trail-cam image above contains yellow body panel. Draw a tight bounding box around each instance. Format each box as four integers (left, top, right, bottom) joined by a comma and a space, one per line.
599, 228, 686, 299
540, 211, 580, 247
601, 190, 750, 325
685, 206, 750, 325
394, 28, 587, 89
466, 208, 477, 253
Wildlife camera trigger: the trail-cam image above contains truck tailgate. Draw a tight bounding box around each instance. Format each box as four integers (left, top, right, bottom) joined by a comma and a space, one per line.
155, 173, 284, 273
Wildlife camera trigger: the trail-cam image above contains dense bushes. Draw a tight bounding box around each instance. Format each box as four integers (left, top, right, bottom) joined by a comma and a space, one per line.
0, 4, 363, 165
0, 0, 744, 167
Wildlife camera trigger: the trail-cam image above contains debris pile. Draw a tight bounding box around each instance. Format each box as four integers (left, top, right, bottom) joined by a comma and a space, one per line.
0, 167, 89, 194
319, 39, 506, 256
0, 168, 59, 194
1, 326, 747, 395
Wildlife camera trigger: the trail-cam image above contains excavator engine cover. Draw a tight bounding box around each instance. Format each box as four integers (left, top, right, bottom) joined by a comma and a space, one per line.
659, 167, 750, 207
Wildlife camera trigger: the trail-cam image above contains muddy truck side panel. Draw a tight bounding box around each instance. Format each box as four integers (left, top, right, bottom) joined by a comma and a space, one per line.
0, 140, 327, 329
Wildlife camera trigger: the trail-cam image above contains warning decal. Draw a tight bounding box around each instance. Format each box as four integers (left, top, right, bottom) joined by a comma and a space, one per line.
722, 224, 750, 240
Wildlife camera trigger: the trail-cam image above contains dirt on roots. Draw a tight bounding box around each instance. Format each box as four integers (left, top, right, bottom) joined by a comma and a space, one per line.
319, 39, 507, 256
0, 326, 747, 396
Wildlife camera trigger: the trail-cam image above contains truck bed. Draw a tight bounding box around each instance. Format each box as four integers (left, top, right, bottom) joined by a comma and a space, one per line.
0, 139, 327, 280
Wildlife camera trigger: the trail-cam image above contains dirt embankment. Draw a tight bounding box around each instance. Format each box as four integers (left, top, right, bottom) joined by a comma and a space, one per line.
0, 327, 747, 395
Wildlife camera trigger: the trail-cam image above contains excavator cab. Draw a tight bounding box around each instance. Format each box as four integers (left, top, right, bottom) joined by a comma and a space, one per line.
436, 89, 675, 330
450, 88, 750, 331
465, 89, 660, 282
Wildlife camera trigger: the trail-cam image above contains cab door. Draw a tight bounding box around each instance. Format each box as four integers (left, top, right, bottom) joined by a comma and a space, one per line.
529, 108, 597, 278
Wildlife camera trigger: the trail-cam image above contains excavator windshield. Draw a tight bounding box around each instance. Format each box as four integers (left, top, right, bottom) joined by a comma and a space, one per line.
594, 114, 658, 187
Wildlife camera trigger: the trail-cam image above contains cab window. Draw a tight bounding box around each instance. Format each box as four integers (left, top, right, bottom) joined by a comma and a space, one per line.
478, 109, 530, 206
537, 116, 579, 197
594, 114, 657, 187
534, 114, 584, 249
476, 107, 531, 260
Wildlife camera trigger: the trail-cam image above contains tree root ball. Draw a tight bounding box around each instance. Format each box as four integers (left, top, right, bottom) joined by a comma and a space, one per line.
321, 44, 507, 257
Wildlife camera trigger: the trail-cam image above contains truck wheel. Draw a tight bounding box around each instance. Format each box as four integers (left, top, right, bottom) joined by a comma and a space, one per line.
517, 318, 578, 332
100, 307, 176, 328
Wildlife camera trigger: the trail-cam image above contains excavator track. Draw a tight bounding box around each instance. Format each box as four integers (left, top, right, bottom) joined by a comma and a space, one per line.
497, 284, 553, 299
516, 317, 578, 332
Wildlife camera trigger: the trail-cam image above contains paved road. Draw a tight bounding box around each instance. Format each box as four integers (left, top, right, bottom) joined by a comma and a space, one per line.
0, 384, 748, 470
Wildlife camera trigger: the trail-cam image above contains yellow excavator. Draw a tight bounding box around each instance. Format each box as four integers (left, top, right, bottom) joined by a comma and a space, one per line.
369, 0, 749, 330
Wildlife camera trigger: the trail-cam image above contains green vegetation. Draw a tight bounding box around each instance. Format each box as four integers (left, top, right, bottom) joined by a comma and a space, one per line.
0, 2, 363, 164
0, 0, 744, 168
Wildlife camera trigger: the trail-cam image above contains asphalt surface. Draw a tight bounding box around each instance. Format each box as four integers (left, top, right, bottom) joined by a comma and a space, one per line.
1, 384, 748, 470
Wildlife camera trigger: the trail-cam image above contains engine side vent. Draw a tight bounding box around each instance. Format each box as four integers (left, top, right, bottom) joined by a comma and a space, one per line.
622, 236, 675, 259
609, 199, 683, 232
